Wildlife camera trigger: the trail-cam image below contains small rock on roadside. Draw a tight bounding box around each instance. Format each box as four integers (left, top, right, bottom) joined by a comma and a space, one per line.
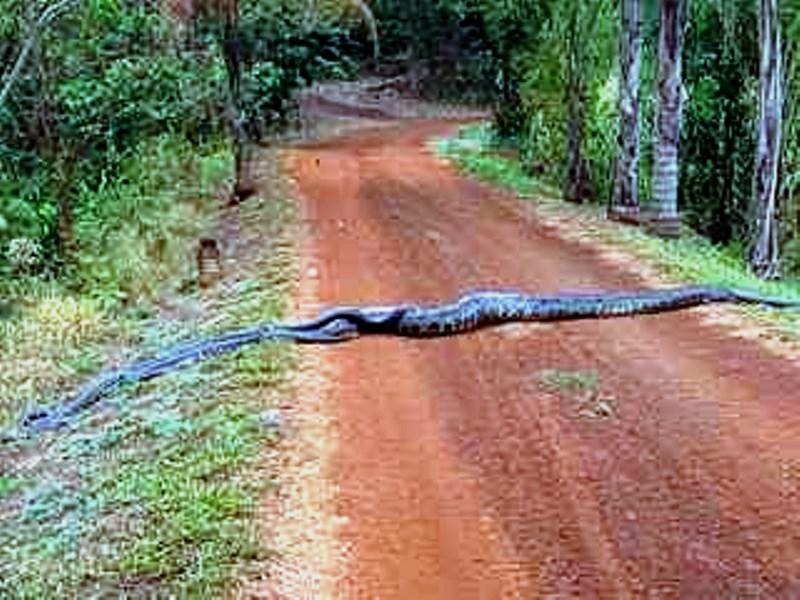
261, 409, 283, 432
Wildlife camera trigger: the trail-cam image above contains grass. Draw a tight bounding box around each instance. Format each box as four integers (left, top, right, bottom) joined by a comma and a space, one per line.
536, 368, 616, 419
0, 476, 24, 499
537, 369, 600, 395
434, 123, 559, 200
0, 142, 296, 597
72, 134, 231, 305
0, 135, 230, 426
435, 123, 800, 340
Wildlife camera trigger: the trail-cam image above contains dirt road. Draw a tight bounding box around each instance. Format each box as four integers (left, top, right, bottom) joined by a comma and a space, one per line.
288, 120, 800, 598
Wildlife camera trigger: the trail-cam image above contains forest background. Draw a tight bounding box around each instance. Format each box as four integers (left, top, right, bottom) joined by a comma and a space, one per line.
2, 0, 800, 295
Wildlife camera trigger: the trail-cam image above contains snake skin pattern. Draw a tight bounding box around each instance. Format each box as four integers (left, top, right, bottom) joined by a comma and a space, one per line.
19, 285, 800, 433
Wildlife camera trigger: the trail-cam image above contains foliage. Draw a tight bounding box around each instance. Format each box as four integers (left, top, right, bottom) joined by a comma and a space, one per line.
480, 0, 553, 135
782, 0, 800, 272
680, 1, 757, 244
0, 166, 295, 597
0, 138, 229, 426
5, 237, 42, 274
437, 122, 800, 315
5, 0, 800, 278
0, 0, 369, 279
477, 1, 617, 199
434, 123, 556, 197
370, 0, 497, 103
71, 135, 228, 304
436, 0, 800, 275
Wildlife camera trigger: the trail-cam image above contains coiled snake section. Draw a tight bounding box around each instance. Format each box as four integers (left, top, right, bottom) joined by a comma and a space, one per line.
20, 285, 800, 433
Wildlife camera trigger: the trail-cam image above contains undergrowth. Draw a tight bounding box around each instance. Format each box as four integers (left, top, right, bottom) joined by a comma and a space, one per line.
435, 123, 800, 339
0, 144, 295, 597
72, 134, 230, 305
0, 136, 229, 425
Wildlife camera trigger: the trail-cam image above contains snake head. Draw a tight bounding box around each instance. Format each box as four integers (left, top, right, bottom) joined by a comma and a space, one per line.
286, 319, 360, 343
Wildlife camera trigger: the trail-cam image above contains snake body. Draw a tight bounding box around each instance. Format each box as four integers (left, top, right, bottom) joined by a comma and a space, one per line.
286, 285, 798, 337
19, 285, 800, 433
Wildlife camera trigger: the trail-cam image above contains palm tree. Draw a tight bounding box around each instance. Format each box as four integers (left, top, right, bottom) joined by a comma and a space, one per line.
750, 0, 784, 278
651, 0, 688, 237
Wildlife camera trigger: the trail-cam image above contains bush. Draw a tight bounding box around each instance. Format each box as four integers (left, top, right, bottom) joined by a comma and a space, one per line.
0, 0, 369, 277
72, 135, 229, 305
6, 237, 42, 275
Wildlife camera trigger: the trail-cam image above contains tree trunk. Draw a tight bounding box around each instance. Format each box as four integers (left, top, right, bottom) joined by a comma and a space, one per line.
564, 8, 592, 204
29, 5, 77, 262
54, 157, 78, 263
750, 0, 784, 278
564, 84, 590, 203
0, 0, 79, 107
651, 0, 688, 237
218, 0, 255, 204
609, 0, 642, 221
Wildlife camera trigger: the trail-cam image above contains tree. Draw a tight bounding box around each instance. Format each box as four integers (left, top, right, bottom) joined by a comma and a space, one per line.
651, 0, 688, 237
563, 4, 589, 202
609, 0, 642, 220
750, 0, 785, 277
0, 0, 373, 274
0, 0, 78, 107
187, 0, 254, 203
679, 0, 757, 244
199, 0, 378, 204
781, 0, 800, 273
562, 1, 606, 203
480, 0, 547, 137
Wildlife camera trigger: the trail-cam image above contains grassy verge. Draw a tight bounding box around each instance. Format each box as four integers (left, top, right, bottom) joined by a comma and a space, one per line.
0, 136, 230, 425
435, 123, 800, 340
0, 139, 295, 597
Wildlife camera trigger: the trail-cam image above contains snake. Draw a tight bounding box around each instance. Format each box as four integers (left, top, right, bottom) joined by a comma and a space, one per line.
17, 285, 800, 433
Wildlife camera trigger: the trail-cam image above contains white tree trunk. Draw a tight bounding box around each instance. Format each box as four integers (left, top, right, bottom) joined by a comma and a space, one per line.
751, 0, 784, 278
651, 0, 688, 236
611, 0, 642, 219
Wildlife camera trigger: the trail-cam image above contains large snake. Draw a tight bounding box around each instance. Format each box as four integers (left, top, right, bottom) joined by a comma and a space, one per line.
19, 285, 800, 433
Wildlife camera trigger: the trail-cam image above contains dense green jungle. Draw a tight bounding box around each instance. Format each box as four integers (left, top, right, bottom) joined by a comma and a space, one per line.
2, 1, 800, 288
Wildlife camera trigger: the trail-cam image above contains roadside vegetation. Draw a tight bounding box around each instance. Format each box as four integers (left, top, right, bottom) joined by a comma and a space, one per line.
0, 0, 369, 594
0, 152, 297, 596
437, 124, 800, 341
376, 1, 800, 279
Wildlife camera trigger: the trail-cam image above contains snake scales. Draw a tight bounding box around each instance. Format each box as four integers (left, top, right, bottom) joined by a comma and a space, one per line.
20, 285, 800, 433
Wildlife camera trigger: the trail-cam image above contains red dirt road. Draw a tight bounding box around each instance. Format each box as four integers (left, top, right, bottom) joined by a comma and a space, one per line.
290, 121, 800, 598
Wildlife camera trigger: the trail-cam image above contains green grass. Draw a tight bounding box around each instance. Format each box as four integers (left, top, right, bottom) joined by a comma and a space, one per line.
0, 136, 230, 426
0, 476, 24, 499
104, 401, 273, 594
434, 123, 559, 198
73, 134, 230, 306
0, 146, 295, 597
537, 369, 600, 395
435, 123, 800, 338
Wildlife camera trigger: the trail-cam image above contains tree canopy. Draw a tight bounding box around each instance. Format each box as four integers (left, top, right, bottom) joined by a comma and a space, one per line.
3, 0, 800, 278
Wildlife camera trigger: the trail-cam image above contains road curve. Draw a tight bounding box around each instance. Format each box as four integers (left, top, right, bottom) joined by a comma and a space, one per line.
289, 120, 800, 598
